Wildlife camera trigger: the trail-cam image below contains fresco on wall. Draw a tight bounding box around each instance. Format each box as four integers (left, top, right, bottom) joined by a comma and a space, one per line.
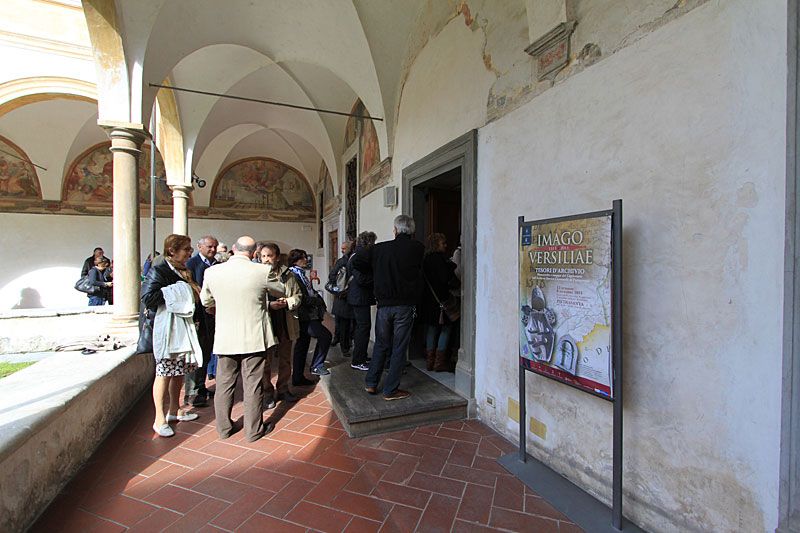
62, 142, 178, 205
211, 157, 315, 219
0, 136, 41, 200
320, 162, 339, 217
342, 99, 388, 199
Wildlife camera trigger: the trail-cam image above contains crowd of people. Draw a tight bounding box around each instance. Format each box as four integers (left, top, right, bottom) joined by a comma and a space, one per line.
84, 214, 461, 442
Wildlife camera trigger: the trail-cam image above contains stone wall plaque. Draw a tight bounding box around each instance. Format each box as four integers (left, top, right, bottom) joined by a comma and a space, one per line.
525, 21, 576, 81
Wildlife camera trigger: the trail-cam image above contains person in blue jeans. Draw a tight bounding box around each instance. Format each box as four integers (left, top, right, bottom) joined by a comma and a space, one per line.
353, 215, 424, 400
87, 257, 112, 306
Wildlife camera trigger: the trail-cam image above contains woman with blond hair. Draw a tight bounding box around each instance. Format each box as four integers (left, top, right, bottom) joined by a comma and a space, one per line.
141, 234, 203, 437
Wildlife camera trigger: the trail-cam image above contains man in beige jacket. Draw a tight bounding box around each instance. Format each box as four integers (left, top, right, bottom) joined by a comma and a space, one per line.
200, 236, 286, 442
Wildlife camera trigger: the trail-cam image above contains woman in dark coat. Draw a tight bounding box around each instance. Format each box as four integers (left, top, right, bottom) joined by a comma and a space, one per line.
285, 249, 333, 384
87, 257, 112, 306
328, 241, 355, 354
347, 231, 377, 371
140, 234, 202, 437
422, 233, 457, 372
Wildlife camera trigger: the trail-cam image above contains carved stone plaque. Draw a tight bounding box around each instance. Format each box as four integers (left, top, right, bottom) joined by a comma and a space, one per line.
525, 21, 576, 81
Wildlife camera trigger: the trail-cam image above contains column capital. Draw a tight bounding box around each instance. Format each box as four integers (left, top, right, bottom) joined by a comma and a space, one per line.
170, 183, 193, 199
100, 121, 149, 157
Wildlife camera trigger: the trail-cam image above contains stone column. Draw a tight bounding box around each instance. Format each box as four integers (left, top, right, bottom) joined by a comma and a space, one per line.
171, 184, 192, 236
100, 122, 147, 327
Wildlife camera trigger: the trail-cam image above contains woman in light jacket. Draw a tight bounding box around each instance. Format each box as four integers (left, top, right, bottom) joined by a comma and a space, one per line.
141, 234, 203, 437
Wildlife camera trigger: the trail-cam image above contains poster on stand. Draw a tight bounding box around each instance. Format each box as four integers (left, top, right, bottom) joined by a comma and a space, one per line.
519, 212, 613, 400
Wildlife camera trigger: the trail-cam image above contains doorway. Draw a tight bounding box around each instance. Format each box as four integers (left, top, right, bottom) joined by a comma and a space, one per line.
328, 229, 339, 273
403, 130, 477, 409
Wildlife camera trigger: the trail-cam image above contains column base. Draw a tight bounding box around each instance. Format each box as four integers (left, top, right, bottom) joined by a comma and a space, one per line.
107, 314, 139, 330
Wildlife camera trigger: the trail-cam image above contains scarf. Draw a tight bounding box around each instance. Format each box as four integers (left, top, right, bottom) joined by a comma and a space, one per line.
166, 257, 202, 300
289, 265, 315, 295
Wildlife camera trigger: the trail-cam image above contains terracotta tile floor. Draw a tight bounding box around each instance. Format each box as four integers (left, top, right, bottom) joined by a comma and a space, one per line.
31, 383, 583, 532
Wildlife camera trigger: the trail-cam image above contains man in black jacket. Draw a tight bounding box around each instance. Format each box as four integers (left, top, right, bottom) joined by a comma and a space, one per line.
184, 235, 218, 407
81, 247, 106, 277
353, 215, 424, 400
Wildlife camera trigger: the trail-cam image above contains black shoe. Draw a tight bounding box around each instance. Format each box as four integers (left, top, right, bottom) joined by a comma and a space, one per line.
277, 391, 299, 402
311, 366, 331, 376
264, 398, 277, 410
292, 377, 317, 387
331, 336, 340, 346
185, 394, 207, 407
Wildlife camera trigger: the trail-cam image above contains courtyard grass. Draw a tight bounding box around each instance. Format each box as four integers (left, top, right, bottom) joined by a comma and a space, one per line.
0, 361, 35, 379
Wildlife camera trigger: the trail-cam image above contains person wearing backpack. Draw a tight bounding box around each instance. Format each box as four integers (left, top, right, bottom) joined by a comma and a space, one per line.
347, 231, 377, 371
328, 240, 355, 354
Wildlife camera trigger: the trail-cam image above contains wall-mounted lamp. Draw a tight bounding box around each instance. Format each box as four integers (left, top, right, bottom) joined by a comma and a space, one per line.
192, 173, 207, 188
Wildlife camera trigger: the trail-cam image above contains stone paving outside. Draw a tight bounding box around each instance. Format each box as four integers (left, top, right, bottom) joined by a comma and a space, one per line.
31, 378, 583, 533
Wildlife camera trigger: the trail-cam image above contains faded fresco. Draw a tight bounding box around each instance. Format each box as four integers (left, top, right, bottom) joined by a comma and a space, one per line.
0, 136, 41, 200
320, 162, 339, 217
62, 142, 176, 205
212, 158, 315, 218
342, 99, 388, 199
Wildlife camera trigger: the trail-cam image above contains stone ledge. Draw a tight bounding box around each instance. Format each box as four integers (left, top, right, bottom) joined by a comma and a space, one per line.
0, 346, 153, 532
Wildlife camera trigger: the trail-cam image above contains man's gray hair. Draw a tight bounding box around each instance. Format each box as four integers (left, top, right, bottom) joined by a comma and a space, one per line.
198, 235, 218, 245
394, 214, 415, 235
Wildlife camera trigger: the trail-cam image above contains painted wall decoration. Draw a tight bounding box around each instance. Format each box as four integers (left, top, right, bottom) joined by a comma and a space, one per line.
342, 99, 389, 199
211, 157, 315, 221
320, 162, 338, 217
62, 142, 179, 206
0, 135, 41, 200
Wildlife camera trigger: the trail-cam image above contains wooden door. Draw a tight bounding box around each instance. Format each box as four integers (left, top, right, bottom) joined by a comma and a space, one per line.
328, 229, 338, 272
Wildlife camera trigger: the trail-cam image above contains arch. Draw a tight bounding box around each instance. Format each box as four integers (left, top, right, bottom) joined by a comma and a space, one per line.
0, 134, 42, 200
210, 157, 316, 217
0, 77, 97, 118
154, 79, 185, 186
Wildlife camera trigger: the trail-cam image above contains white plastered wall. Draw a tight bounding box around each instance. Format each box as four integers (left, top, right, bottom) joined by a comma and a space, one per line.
475, 1, 784, 532
0, 213, 317, 311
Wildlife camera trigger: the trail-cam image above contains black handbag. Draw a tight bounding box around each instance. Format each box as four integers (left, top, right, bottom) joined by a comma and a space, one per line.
136, 309, 154, 354
75, 275, 101, 295
424, 274, 461, 324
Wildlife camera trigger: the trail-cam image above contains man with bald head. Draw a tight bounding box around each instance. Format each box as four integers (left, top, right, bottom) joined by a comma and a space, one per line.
200, 236, 287, 442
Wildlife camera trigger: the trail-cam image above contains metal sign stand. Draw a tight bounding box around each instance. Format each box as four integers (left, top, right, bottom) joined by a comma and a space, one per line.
515, 199, 627, 531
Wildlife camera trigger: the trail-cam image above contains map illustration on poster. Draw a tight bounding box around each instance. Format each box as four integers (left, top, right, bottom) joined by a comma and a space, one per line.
518, 212, 613, 399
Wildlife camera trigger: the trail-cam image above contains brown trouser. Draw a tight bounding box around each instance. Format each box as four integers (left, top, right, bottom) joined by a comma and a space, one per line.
263, 339, 293, 397
215, 352, 266, 442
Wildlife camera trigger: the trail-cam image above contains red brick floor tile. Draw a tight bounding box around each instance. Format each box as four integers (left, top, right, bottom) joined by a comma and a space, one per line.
345, 462, 389, 494
292, 440, 332, 463
485, 435, 517, 454
355, 434, 389, 449
126, 508, 181, 532
442, 463, 498, 487
47, 508, 102, 533
292, 403, 331, 416
144, 483, 206, 513
193, 475, 253, 502
158, 446, 213, 468
81, 472, 146, 509
349, 444, 399, 465
117, 454, 173, 477
476, 439, 503, 459
170, 457, 229, 490
448, 440, 479, 467
462, 420, 497, 437
122, 464, 192, 499
314, 450, 366, 473
210, 486, 275, 530
301, 423, 347, 440
215, 449, 269, 479
281, 412, 319, 431
181, 430, 220, 451
237, 433, 287, 453
524, 494, 571, 521
162, 498, 229, 533
90, 494, 159, 527
437, 427, 483, 443
414, 424, 441, 435
489, 506, 560, 533
345, 515, 383, 533
380, 438, 428, 457
198, 440, 249, 460
379, 504, 423, 533
260, 478, 316, 518
237, 511, 307, 532
196, 526, 227, 533
385, 428, 416, 441
330, 490, 393, 522
416, 447, 451, 476
493, 474, 526, 511
304, 469, 355, 506
409, 431, 457, 450
408, 472, 466, 498
441, 420, 466, 430
417, 493, 461, 533
373, 481, 432, 509
457, 483, 494, 524
275, 458, 331, 482
85, 520, 126, 532
382, 454, 420, 484
451, 520, 505, 532
471, 455, 508, 474
256, 442, 303, 469
285, 500, 354, 532
235, 465, 293, 491
269, 428, 320, 447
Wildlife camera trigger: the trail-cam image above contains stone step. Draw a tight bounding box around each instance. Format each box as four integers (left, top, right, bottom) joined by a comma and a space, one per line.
319, 357, 468, 438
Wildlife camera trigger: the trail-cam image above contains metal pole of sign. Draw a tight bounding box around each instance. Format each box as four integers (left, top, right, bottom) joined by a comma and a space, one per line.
611, 199, 623, 529
150, 114, 157, 263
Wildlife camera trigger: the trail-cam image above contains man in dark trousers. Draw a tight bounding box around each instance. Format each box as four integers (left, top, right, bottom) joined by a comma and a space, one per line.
184, 235, 218, 407
353, 215, 424, 400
